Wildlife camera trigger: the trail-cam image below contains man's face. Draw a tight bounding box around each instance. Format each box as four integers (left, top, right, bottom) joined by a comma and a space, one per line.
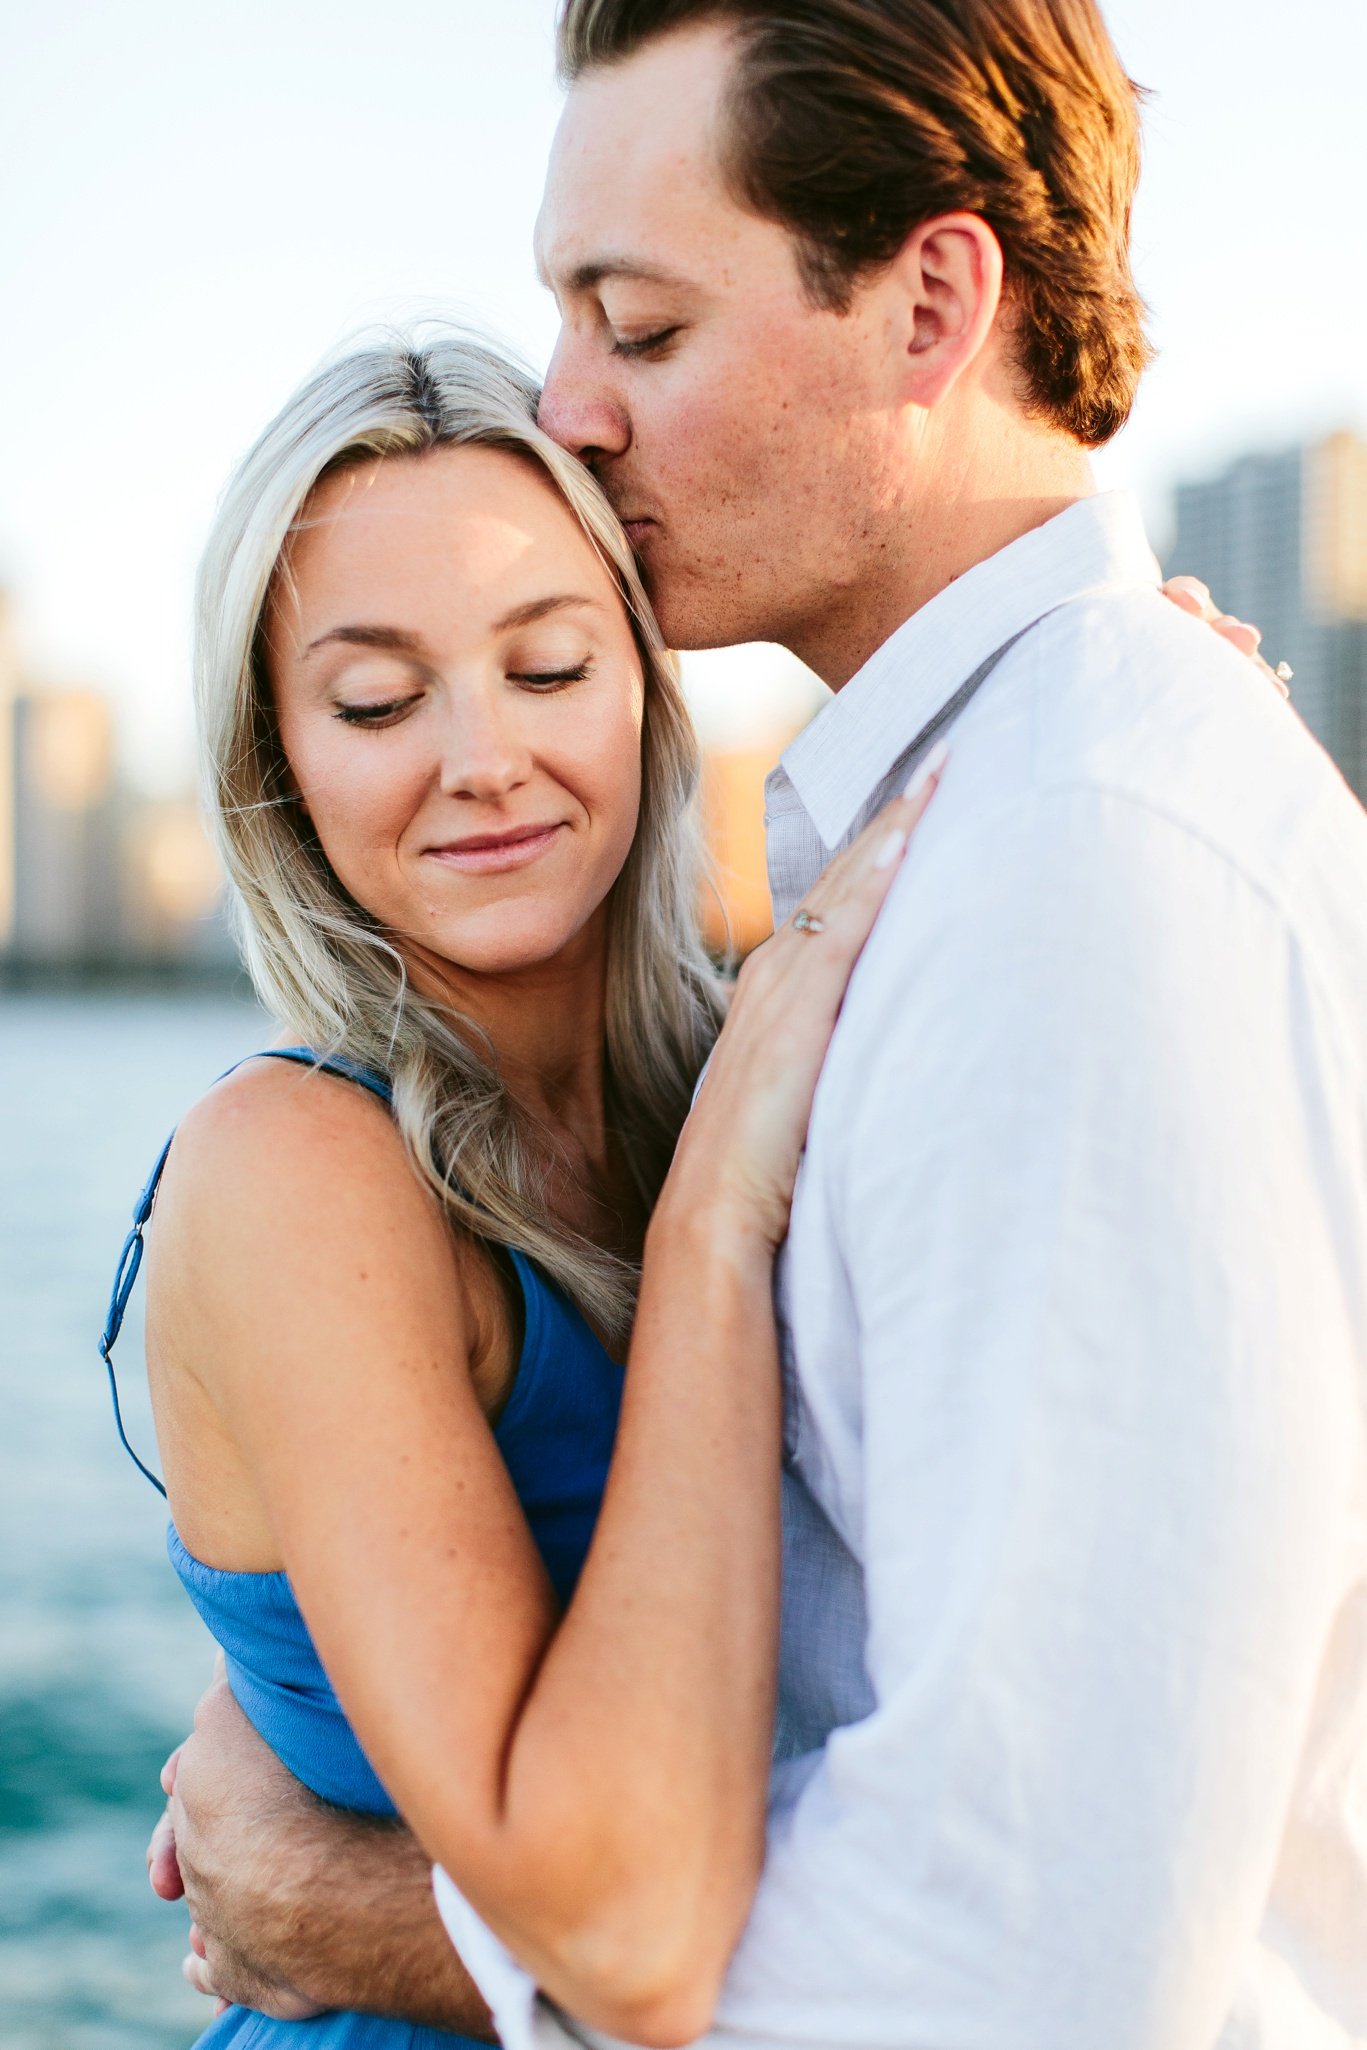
535, 21, 905, 659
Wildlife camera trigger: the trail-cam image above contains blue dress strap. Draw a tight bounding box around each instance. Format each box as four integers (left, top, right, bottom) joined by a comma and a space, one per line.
254, 1046, 394, 1106
99, 1048, 393, 1497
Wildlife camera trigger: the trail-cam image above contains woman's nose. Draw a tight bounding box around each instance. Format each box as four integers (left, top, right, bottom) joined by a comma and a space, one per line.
437, 695, 533, 802
538, 331, 631, 465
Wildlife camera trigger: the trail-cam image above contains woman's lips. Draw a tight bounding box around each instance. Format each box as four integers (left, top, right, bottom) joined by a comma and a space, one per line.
424, 823, 566, 876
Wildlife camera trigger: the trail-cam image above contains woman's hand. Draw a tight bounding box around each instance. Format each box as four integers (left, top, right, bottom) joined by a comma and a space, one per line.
1160, 576, 1292, 698
664, 743, 948, 1256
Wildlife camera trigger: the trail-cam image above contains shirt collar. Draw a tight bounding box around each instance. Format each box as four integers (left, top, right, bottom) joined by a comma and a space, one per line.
776, 490, 1161, 851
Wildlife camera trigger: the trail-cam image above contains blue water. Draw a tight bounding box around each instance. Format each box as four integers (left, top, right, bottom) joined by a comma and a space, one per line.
0, 989, 270, 2049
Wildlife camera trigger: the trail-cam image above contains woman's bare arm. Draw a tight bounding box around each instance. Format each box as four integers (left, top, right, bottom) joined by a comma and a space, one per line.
155, 773, 940, 2045
156, 1044, 779, 2044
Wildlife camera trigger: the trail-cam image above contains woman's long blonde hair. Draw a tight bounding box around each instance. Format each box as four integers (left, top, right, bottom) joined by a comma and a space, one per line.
196, 329, 724, 1346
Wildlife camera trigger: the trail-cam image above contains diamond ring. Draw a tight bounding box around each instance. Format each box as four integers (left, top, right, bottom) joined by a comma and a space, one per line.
792, 908, 826, 936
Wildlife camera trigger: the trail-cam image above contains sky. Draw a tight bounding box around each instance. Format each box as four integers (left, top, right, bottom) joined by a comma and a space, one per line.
2, 0, 1365, 788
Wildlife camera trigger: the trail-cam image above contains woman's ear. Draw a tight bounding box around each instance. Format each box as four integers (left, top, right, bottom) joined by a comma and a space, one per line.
887, 211, 1005, 410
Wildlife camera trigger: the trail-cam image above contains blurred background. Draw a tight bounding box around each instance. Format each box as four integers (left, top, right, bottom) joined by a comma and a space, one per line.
1, 1, 1364, 2043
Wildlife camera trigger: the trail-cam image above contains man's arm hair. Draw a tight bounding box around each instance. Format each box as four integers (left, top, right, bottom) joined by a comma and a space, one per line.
165, 1676, 494, 2036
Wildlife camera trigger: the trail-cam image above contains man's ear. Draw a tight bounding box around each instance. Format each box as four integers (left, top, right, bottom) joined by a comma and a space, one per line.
886, 212, 1004, 409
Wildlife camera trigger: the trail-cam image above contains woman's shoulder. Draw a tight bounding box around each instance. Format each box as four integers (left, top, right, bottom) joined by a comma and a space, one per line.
145, 1053, 519, 1561
156, 1052, 512, 1383
161, 1051, 420, 1244
183, 1048, 391, 1138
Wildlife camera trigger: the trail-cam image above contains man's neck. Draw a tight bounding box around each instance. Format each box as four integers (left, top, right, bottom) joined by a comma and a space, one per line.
793, 439, 1096, 690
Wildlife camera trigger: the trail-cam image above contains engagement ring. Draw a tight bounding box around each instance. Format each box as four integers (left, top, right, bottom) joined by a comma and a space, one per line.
792, 908, 826, 936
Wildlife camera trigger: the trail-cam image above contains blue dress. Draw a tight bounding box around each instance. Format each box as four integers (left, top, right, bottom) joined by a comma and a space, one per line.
100, 1049, 625, 2049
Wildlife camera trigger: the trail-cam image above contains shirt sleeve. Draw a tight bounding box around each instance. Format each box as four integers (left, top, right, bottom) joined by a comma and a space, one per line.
713, 785, 1363, 2049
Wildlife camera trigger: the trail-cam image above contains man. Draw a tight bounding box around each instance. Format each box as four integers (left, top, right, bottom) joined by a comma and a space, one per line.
156, 2, 1367, 2044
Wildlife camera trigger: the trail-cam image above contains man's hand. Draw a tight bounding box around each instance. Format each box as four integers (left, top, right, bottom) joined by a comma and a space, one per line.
150, 1677, 326, 2018
148, 1669, 494, 2037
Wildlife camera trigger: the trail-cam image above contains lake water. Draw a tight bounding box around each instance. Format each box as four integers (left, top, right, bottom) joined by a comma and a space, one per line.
0, 988, 272, 2049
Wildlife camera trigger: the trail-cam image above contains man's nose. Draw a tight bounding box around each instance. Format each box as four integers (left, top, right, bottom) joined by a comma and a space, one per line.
538, 331, 631, 466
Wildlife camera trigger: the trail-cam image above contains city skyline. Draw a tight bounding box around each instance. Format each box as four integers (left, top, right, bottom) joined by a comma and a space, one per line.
6, 426, 1365, 973
2, 0, 1365, 797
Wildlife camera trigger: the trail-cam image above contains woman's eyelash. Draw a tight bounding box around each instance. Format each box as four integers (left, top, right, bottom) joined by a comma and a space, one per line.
334, 697, 416, 726
511, 661, 592, 690
334, 662, 591, 722
611, 328, 680, 360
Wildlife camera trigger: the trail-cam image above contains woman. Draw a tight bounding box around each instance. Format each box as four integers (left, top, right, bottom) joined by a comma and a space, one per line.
101, 329, 941, 2050
105, 330, 1268, 2048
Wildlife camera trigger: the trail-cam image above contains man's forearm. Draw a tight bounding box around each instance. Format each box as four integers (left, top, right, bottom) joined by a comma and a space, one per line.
170, 1679, 493, 2036
256, 1804, 494, 2035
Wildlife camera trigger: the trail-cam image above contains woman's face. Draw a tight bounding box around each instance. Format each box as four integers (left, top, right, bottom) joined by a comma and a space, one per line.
267, 446, 646, 983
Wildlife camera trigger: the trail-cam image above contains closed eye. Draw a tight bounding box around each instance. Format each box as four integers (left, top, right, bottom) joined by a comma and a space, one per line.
510, 661, 593, 692
610, 328, 681, 361
334, 696, 420, 727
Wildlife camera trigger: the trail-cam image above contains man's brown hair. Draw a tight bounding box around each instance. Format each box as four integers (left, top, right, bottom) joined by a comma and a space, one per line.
557, 0, 1152, 446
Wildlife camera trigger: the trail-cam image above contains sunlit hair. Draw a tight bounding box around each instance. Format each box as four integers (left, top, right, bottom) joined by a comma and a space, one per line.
195, 328, 725, 1346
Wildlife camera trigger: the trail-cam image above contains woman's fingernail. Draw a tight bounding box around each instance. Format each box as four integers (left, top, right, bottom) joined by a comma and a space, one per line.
875, 827, 909, 869
903, 738, 950, 800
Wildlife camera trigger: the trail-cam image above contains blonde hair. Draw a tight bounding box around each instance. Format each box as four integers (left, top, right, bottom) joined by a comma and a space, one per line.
196, 329, 724, 1345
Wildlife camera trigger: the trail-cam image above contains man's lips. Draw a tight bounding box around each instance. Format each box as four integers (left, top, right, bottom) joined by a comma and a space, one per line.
423, 822, 566, 876
621, 516, 657, 550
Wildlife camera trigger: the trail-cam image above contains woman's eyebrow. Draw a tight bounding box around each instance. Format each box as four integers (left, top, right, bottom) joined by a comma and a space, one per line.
302, 624, 425, 659
493, 593, 607, 632
302, 596, 605, 659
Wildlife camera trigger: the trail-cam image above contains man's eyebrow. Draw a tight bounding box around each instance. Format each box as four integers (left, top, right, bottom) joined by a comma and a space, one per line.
302, 624, 426, 659
542, 254, 692, 295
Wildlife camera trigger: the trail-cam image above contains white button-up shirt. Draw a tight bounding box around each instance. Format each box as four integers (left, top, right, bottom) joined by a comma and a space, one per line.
438, 492, 1367, 2049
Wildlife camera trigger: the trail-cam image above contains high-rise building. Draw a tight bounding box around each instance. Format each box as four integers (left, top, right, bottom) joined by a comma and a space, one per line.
699, 743, 785, 958
122, 795, 231, 966
0, 594, 19, 950
0, 596, 127, 966
1168, 432, 1367, 800
0, 591, 236, 974
8, 687, 125, 966
688, 644, 826, 957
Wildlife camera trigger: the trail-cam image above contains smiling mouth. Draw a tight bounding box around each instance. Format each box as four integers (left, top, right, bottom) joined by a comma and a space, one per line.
424, 823, 566, 876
